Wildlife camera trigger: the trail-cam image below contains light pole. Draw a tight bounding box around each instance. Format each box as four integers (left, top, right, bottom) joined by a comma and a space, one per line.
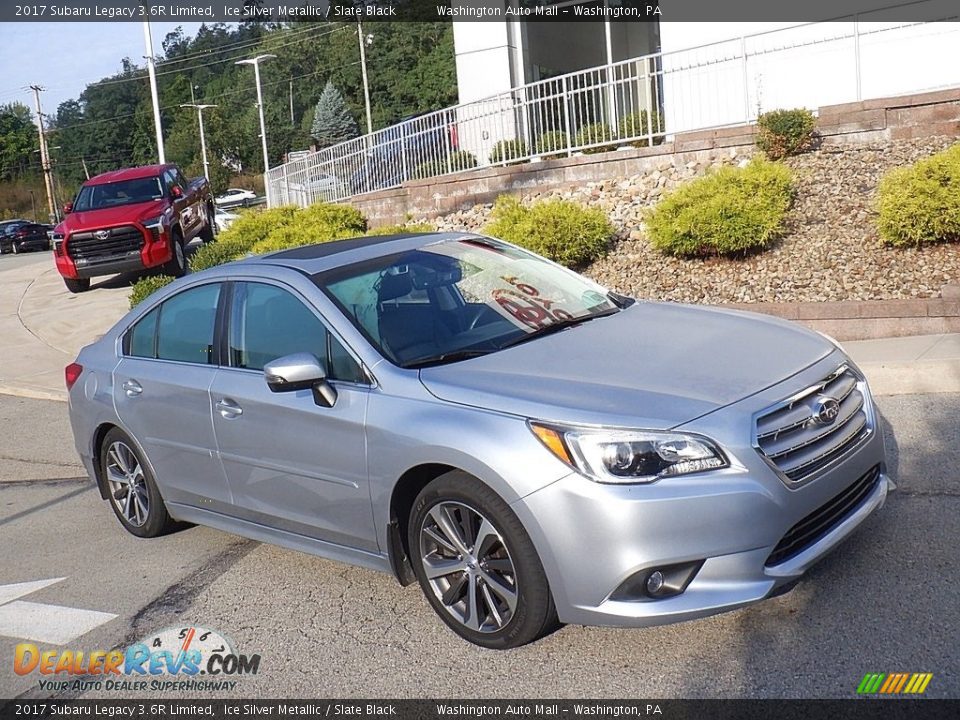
180, 103, 217, 180
236, 54, 276, 205
357, 22, 373, 136
142, 7, 165, 163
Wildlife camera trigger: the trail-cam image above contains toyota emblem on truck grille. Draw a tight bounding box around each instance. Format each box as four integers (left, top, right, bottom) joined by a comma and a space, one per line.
94, 230, 111, 240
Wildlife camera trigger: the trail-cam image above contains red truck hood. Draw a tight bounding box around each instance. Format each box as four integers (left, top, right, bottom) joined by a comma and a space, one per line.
57, 200, 166, 234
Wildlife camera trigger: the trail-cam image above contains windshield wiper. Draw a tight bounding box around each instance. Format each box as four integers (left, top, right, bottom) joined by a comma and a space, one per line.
404, 349, 492, 369
497, 308, 620, 351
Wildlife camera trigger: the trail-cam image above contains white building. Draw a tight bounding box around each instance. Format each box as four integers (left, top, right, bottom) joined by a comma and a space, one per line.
451, 0, 960, 159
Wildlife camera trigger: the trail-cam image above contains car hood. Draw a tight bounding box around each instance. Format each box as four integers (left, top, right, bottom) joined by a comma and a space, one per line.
59, 200, 166, 233
418, 302, 834, 429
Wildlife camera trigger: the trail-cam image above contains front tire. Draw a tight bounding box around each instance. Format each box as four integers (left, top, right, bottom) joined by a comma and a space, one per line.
163, 231, 187, 277
408, 471, 559, 649
63, 277, 90, 293
11, 242, 19, 254
99, 428, 173, 538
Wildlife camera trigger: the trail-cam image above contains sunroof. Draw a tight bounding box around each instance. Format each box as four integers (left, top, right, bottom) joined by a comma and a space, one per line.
265, 233, 435, 260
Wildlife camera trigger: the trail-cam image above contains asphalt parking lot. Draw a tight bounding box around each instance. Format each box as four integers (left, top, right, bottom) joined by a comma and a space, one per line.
1, 391, 957, 700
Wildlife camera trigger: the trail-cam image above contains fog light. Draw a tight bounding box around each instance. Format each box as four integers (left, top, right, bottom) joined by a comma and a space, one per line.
609, 560, 705, 602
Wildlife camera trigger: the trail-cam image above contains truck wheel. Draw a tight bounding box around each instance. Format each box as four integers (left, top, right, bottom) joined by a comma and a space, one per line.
163, 232, 187, 277
199, 204, 216, 244
64, 277, 90, 294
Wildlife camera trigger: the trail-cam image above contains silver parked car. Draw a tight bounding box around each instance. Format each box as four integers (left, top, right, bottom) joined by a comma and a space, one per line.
67, 232, 889, 648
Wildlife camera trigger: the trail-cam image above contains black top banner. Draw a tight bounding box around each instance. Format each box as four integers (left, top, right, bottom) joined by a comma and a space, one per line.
2, 699, 960, 720
1, 0, 958, 23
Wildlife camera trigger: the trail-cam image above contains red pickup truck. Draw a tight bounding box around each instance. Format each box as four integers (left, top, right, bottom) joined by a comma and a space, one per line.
52, 164, 216, 293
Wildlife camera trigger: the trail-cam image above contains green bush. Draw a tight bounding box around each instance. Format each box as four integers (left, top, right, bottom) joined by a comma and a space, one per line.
619, 110, 665, 147
877, 144, 960, 246
756, 108, 816, 159
484, 196, 613, 268
574, 122, 615, 154
189, 237, 251, 272
489, 139, 529, 165
535, 131, 569, 159
129, 275, 175, 309
415, 150, 478, 179
645, 157, 793, 257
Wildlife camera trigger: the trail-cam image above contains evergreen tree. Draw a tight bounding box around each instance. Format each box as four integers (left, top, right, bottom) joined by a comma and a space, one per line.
310, 81, 359, 148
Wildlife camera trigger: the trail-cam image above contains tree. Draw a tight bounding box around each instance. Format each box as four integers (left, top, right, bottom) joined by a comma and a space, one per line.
310, 81, 359, 148
0, 103, 39, 181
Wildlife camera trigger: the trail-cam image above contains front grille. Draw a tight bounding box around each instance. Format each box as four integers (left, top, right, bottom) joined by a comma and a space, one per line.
755, 366, 870, 482
766, 464, 881, 566
67, 225, 145, 261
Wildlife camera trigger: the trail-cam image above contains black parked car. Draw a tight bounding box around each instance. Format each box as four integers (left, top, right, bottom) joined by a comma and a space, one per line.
0, 222, 53, 254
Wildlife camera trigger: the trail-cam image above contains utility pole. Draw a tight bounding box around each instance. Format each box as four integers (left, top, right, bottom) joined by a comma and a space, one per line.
289, 79, 295, 127
357, 22, 373, 136
28, 85, 58, 223
142, 8, 166, 163
180, 104, 217, 180
236, 54, 276, 205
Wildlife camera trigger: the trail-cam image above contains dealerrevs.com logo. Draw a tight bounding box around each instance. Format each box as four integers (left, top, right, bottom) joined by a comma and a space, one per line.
13, 626, 260, 693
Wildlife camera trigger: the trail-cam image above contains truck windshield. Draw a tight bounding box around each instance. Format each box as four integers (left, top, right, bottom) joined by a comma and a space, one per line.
73, 177, 164, 212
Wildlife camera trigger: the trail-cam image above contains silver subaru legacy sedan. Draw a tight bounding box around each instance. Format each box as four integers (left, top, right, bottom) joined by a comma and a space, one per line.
66, 232, 889, 648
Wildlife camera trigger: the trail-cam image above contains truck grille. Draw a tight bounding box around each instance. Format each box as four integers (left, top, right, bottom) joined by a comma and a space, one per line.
67, 225, 145, 261
755, 366, 870, 482
766, 464, 881, 566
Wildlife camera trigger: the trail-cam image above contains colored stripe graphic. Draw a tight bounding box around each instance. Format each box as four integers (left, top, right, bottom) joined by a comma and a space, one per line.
857, 672, 932, 694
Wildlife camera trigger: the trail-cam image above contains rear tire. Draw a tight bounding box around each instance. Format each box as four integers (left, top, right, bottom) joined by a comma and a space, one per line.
100, 428, 174, 538
63, 277, 90, 293
408, 471, 559, 649
199, 204, 216, 243
163, 231, 187, 277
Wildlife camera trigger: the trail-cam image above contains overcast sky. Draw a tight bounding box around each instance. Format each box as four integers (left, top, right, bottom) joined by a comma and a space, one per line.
0, 22, 207, 117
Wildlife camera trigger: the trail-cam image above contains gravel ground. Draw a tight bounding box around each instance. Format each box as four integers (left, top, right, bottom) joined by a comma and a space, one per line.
432, 136, 960, 304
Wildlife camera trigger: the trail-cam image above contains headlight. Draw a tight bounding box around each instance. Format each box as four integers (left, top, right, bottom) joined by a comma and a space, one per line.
142, 216, 164, 239
51, 232, 65, 255
530, 423, 727, 484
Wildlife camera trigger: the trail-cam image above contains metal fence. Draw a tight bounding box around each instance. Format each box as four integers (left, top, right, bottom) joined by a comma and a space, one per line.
266, 15, 960, 209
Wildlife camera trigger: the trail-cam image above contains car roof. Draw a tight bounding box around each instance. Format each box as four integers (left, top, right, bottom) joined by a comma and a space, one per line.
241, 231, 480, 276
85, 164, 174, 186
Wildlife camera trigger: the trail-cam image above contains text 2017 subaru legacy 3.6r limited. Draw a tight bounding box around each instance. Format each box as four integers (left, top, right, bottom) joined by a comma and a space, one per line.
67, 233, 889, 648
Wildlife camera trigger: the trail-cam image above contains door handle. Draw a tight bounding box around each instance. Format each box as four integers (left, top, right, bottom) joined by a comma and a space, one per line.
216, 398, 243, 419
122, 380, 143, 397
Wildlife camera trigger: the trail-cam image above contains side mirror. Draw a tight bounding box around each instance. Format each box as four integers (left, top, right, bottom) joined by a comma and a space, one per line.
263, 352, 337, 408
171, 186, 183, 199
63, 202, 73, 214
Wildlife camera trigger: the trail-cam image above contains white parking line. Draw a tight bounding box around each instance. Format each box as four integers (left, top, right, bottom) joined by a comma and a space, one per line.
0, 577, 65, 606
0, 601, 118, 644
0, 578, 117, 644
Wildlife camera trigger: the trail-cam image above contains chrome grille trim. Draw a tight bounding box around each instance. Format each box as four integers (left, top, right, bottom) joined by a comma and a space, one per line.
67, 225, 145, 261
753, 365, 872, 484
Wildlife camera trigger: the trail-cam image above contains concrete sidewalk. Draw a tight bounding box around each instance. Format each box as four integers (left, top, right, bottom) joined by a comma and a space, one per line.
0, 255, 957, 401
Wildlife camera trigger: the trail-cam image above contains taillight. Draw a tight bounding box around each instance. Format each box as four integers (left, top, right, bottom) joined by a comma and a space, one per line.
65, 362, 83, 391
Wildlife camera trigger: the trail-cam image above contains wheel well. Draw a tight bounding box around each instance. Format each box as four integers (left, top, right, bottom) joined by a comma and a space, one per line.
91, 422, 119, 499
387, 463, 456, 586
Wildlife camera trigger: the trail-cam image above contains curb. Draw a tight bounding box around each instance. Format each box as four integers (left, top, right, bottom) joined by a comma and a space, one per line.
0, 384, 68, 403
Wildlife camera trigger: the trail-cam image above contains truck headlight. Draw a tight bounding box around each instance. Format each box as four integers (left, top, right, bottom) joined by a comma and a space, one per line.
530, 423, 727, 484
142, 216, 164, 240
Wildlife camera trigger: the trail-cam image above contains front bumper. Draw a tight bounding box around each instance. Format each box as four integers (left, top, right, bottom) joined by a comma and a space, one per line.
511, 353, 889, 628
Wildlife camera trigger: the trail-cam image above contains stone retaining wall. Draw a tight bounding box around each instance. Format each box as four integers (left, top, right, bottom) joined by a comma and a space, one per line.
350, 86, 960, 228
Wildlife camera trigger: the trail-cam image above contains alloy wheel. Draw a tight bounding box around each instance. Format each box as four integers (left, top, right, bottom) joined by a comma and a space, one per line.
105, 440, 150, 527
419, 501, 518, 633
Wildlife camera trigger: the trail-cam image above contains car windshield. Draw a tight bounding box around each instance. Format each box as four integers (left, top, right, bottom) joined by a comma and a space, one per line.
73, 177, 164, 212
319, 236, 621, 368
